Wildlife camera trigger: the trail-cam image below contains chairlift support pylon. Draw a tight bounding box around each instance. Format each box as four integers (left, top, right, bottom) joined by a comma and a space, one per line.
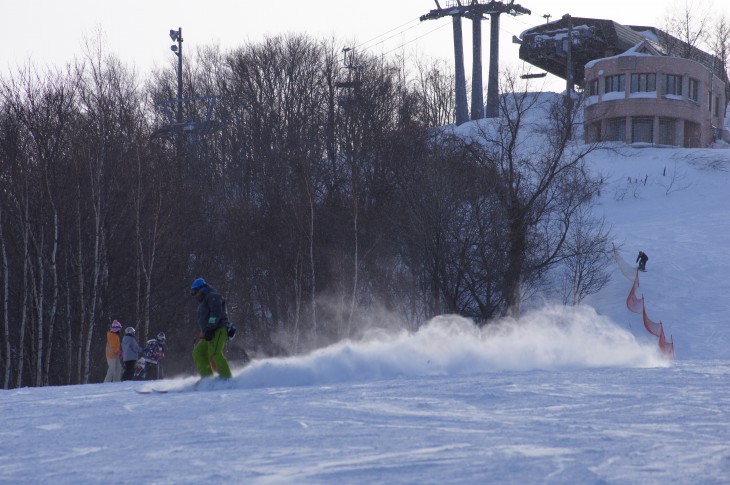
420, 1, 530, 123
335, 47, 363, 106
152, 95, 224, 146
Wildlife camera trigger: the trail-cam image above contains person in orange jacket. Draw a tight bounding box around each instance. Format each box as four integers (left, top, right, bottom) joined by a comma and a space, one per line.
104, 320, 123, 382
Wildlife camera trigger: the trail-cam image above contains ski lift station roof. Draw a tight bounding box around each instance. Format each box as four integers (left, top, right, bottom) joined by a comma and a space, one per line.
518, 17, 728, 87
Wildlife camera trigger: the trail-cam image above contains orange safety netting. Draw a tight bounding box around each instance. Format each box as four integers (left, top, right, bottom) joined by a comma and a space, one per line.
613, 243, 638, 281
642, 302, 662, 338
626, 271, 644, 314
621, 259, 676, 360
659, 324, 675, 359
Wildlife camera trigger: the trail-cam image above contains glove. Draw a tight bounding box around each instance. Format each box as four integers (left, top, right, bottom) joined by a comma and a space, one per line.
204, 328, 215, 341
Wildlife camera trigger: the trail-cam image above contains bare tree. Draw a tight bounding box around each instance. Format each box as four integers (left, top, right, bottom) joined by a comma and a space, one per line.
662, 0, 714, 59
710, 13, 730, 101
0, 203, 9, 388
465, 74, 606, 316
412, 57, 456, 127
0, 65, 76, 386
560, 208, 612, 305
0, 102, 19, 388
73, 38, 145, 382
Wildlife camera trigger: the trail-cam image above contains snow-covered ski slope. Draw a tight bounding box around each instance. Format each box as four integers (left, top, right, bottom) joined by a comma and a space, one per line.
2, 117, 730, 483
584, 144, 730, 360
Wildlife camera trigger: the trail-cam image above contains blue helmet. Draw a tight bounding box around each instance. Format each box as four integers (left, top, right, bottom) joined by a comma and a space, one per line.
190, 277, 207, 294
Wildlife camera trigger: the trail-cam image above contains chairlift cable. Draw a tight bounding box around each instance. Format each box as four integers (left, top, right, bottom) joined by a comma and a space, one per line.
355, 17, 421, 51
508, 13, 543, 29
359, 22, 424, 53
378, 21, 451, 57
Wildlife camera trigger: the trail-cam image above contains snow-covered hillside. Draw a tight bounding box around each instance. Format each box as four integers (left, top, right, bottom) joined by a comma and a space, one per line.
585, 144, 730, 360
2, 136, 729, 484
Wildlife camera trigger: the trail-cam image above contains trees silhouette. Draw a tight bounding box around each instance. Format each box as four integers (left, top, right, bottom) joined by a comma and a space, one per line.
0, 35, 611, 388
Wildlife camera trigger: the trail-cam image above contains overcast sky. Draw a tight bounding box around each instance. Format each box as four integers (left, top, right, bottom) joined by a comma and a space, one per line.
1, 1, 725, 91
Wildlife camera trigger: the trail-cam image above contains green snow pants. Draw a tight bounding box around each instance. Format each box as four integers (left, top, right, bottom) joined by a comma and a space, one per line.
192, 326, 232, 378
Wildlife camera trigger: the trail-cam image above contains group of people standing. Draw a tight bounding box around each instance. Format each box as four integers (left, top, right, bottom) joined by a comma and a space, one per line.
103, 276, 233, 383
104, 322, 167, 382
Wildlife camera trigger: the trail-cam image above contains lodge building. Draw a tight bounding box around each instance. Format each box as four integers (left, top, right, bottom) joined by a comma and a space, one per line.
519, 18, 728, 147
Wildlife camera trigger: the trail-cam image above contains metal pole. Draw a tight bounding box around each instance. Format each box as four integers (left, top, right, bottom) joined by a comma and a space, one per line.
452, 16, 469, 125
562, 15, 574, 139
471, 14, 484, 120
485, 13, 501, 118
176, 28, 183, 125
563, 15, 573, 95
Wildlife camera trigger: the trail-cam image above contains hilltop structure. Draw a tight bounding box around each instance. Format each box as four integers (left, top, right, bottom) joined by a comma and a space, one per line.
421, 1, 530, 124
519, 17, 728, 147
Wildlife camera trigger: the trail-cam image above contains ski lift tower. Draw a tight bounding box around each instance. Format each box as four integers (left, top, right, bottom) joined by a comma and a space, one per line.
335, 47, 363, 108
170, 28, 183, 126
421, 1, 530, 122
476, 1, 531, 118
152, 28, 225, 151
421, 2, 470, 125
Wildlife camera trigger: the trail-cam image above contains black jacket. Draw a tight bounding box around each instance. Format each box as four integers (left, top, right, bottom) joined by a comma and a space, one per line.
196, 286, 229, 333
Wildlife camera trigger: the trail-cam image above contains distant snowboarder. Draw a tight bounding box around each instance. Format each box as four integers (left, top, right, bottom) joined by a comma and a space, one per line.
636, 251, 649, 272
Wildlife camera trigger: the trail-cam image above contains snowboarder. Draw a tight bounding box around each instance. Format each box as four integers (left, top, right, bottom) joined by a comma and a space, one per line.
121, 327, 144, 381
104, 320, 123, 383
190, 277, 232, 379
636, 250, 649, 271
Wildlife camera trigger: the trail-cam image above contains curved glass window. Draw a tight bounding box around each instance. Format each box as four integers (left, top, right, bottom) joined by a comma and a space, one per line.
605, 75, 625, 93
631, 73, 656, 93
664, 74, 683, 96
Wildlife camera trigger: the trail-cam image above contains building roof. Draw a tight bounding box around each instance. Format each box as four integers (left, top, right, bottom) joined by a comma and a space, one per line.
518, 17, 728, 87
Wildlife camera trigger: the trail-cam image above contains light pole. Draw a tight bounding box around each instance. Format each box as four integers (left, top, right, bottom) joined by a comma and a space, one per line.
563, 15, 574, 95
169, 28, 183, 125
562, 14, 574, 138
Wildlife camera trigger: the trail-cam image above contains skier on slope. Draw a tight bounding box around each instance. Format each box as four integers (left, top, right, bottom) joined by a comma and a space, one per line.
190, 278, 232, 379
135, 331, 167, 380
636, 250, 649, 271
145, 331, 167, 379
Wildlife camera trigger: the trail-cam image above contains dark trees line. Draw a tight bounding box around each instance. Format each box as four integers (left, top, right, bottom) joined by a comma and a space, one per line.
0, 35, 610, 389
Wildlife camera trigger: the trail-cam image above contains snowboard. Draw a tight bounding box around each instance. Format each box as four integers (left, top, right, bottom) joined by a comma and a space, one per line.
135, 388, 168, 394
135, 376, 232, 394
